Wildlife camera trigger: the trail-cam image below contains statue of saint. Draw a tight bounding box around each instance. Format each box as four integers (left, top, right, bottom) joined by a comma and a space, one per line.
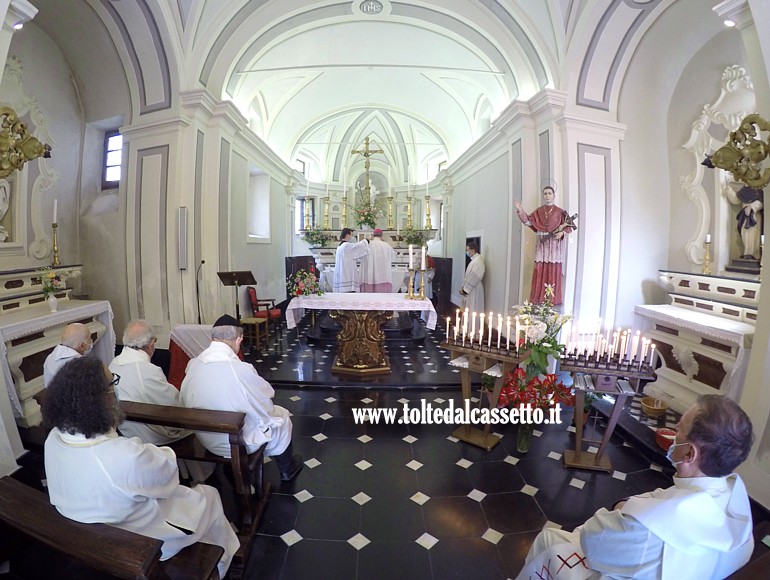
735, 186, 763, 259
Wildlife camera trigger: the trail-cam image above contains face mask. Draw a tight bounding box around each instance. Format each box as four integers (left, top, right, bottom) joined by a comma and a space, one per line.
466, 251, 471, 258
666, 441, 690, 466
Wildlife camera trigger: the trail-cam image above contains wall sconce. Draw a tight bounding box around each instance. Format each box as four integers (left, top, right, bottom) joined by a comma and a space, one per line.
0, 106, 51, 179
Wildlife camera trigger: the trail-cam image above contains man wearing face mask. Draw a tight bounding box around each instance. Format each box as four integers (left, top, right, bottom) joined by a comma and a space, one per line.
459, 241, 485, 312
43, 323, 93, 387
518, 395, 754, 580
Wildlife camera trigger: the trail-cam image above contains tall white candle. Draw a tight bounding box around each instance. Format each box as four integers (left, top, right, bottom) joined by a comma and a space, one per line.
488, 312, 493, 347
463, 308, 469, 334
506, 317, 511, 350
325, 183, 329, 196
619, 331, 628, 362
479, 313, 485, 344
409, 245, 414, 269
446, 317, 450, 338
421, 246, 426, 270
649, 343, 656, 367
631, 331, 641, 360
705, 233, 711, 244
515, 316, 521, 353
306, 179, 309, 196
497, 314, 503, 349
53, 199, 58, 224
456, 309, 461, 330
471, 312, 477, 343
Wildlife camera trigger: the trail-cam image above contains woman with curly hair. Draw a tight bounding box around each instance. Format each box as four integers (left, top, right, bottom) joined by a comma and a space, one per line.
42, 356, 239, 577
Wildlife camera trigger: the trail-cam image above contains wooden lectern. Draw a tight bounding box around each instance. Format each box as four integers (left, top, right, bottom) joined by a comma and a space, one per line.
217, 271, 256, 322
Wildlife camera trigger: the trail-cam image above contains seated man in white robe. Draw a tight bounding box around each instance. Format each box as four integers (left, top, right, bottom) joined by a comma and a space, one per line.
333, 227, 369, 292
360, 228, 396, 292
109, 319, 190, 445
518, 394, 754, 580
181, 315, 303, 481
43, 323, 93, 387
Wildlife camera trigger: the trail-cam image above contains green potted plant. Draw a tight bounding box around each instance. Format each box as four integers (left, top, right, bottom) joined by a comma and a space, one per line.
401, 225, 427, 246
301, 225, 331, 247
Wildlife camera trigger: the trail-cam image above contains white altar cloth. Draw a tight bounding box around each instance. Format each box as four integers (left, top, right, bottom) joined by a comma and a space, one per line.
285, 293, 437, 331
319, 267, 409, 293
169, 324, 213, 359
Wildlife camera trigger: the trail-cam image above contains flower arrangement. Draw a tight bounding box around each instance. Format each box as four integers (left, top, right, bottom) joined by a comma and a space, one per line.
353, 198, 384, 229
511, 285, 572, 376
37, 267, 65, 298
498, 368, 574, 410
400, 225, 427, 246
301, 225, 331, 247
286, 268, 323, 296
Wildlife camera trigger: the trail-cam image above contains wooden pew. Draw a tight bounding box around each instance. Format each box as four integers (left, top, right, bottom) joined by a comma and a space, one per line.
0, 475, 223, 579
118, 400, 272, 580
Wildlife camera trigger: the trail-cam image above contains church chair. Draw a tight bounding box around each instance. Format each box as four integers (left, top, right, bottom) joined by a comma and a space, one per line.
247, 285, 282, 340
241, 316, 269, 353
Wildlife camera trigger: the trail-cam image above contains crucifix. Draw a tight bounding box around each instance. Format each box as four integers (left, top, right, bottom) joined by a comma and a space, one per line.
351, 136, 383, 204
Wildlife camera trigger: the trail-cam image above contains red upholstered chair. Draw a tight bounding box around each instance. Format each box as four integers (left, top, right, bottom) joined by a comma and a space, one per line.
247, 285, 282, 339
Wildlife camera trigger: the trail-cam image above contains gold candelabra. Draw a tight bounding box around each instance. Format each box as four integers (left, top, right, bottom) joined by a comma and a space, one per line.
406, 268, 416, 299
323, 195, 330, 229
342, 195, 348, 228
703, 240, 712, 275
406, 196, 413, 228
424, 195, 432, 229
304, 195, 311, 230
387, 196, 394, 230
417, 268, 426, 299
52, 223, 60, 266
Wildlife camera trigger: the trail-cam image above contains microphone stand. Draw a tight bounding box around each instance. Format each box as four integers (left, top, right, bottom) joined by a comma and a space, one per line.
196, 260, 205, 324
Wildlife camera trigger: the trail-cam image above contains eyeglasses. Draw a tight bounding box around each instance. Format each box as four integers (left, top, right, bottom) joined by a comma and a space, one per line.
109, 373, 121, 387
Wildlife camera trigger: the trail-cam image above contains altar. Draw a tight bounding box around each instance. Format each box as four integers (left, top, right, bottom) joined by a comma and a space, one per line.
286, 293, 437, 375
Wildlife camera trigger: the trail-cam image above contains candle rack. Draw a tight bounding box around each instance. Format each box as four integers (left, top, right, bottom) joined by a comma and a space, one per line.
52, 223, 60, 267
559, 351, 657, 381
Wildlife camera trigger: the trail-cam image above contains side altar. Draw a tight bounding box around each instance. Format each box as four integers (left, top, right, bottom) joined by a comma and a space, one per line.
635, 270, 758, 413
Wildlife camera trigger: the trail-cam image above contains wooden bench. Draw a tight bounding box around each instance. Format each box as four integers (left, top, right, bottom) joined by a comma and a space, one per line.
119, 401, 273, 580
0, 476, 223, 579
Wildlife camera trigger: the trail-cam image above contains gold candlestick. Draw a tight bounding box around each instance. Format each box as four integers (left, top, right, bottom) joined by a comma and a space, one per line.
342, 196, 348, 228
406, 197, 413, 228
407, 268, 416, 300
304, 195, 311, 230
52, 223, 60, 266
424, 195, 432, 229
703, 241, 712, 275
418, 268, 426, 300
387, 196, 394, 230
323, 195, 330, 230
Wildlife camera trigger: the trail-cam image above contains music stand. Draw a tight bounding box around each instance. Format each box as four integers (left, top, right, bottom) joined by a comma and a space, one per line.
217, 271, 257, 322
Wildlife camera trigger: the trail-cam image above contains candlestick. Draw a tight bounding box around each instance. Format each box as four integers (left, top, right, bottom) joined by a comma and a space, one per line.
407, 268, 416, 300
409, 245, 414, 269
703, 238, 712, 275
497, 315, 502, 350
53, 198, 58, 224
479, 313, 485, 345
51, 223, 60, 267
471, 312, 477, 343
456, 308, 460, 330
424, 194, 432, 229
506, 317, 511, 350
323, 187, 330, 230
488, 311, 493, 348
446, 317, 450, 338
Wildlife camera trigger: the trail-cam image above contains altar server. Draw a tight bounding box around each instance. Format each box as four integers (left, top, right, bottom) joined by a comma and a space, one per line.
518, 394, 754, 580
459, 241, 485, 312
181, 315, 303, 481
43, 322, 92, 387
333, 227, 370, 292
42, 356, 239, 577
360, 228, 396, 292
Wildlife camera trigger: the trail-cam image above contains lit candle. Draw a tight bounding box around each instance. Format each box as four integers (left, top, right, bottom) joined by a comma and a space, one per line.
325, 183, 329, 196
488, 312, 493, 347
648, 343, 656, 367
463, 308, 469, 335
497, 314, 503, 349
421, 246, 426, 270
515, 316, 521, 354
506, 316, 511, 350
631, 330, 641, 360
53, 199, 57, 224
763, 235, 766, 246
705, 233, 711, 244
471, 312, 477, 343
641, 338, 649, 362
479, 313, 485, 344
446, 316, 450, 338
619, 331, 628, 362
409, 245, 414, 269
456, 308, 460, 330
613, 328, 620, 354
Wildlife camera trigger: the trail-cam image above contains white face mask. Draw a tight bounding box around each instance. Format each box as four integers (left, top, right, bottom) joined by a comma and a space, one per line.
666, 441, 691, 466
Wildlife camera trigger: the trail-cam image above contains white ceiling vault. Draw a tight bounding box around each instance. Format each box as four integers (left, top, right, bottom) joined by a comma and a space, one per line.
29, 0, 676, 188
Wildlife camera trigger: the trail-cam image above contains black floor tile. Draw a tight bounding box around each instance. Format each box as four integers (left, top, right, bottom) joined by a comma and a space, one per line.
356, 541, 432, 580
360, 496, 425, 542
422, 496, 488, 540
415, 464, 475, 498
363, 438, 414, 467
280, 539, 357, 580
256, 493, 300, 536
496, 531, 541, 578
468, 460, 525, 494
293, 497, 360, 541
429, 538, 508, 580
481, 492, 547, 534
244, 534, 287, 580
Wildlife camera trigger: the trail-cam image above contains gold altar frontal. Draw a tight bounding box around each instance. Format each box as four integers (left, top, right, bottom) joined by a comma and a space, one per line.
330, 309, 392, 376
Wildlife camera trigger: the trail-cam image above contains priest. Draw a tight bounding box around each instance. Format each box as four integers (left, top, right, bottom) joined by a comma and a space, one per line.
517, 394, 754, 580
333, 227, 370, 292
360, 228, 396, 292
459, 241, 485, 312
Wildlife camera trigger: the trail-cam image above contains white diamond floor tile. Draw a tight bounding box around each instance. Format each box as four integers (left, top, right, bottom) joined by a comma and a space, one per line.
289, 396, 301, 401
456, 458, 473, 469
482, 528, 503, 545
533, 429, 543, 437
447, 435, 459, 443
650, 463, 663, 472
467, 489, 487, 502
410, 492, 430, 505
294, 490, 313, 503
357, 434, 372, 443
569, 478, 586, 490
319, 413, 332, 420
281, 530, 303, 546
397, 398, 409, 404
521, 484, 538, 496
355, 460, 373, 471
504, 455, 519, 465
587, 446, 599, 454
406, 460, 423, 471
402, 435, 417, 444
347, 533, 371, 551
351, 492, 372, 506
415, 532, 439, 550
325, 397, 337, 403
434, 397, 446, 403
612, 471, 627, 481
547, 451, 562, 460
566, 425, 576, 433
361, 397, 373, 404
304, 458, 321, 469
312, 433, 328, 442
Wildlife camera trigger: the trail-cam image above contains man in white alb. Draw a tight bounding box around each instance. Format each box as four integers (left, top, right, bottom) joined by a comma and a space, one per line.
459, 241, 485, 312
517, 394, 754, 580
333, 227, 370, 292
43, 323, 92, 387
360, 228, 396, 292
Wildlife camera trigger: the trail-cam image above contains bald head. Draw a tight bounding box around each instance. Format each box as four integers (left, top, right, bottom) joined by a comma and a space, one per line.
123, 319, 156, 354
61, 323, 92, 355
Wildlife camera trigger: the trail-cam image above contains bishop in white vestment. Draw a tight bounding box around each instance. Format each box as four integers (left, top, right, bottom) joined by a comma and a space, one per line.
360, 228, 396, 292
333, 227, 370, 292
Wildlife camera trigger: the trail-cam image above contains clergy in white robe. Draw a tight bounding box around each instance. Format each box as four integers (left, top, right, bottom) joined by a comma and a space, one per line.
460, 242, 485, 312
181, 315, 303, 481
109, 320, 190, 445
518, 395, 754, 580
360, 228, 397, 292
333, 227, 370, 292
42, 356, 239, 577
42, 322, 92, 387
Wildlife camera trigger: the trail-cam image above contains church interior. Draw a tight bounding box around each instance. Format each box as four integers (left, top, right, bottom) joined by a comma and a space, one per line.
2, 0, 770, 578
